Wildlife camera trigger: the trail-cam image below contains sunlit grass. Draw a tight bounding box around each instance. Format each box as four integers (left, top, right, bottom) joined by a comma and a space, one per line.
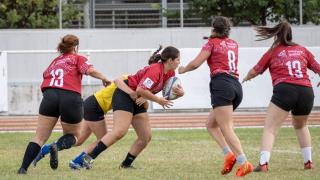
0, 127, 319, 179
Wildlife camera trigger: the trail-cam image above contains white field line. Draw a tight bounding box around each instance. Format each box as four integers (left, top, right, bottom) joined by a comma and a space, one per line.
247, 147, 301, 154
0, 125, 319, 133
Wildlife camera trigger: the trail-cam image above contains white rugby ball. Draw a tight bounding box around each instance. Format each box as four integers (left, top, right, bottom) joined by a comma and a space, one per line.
162, 77, 182, 100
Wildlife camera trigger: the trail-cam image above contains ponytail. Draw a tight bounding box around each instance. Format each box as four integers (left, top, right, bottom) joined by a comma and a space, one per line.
148, 45, 180, 65
148, 45, 163, 65
255, 20, 296, 48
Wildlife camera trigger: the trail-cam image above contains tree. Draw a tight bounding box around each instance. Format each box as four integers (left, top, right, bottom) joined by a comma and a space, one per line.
187, 0, 320, 26
0, 0, 86, 28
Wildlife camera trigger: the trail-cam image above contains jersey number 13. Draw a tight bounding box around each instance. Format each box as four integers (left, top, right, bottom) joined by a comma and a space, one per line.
285, 60, 303, 78
49, 69, 64, 87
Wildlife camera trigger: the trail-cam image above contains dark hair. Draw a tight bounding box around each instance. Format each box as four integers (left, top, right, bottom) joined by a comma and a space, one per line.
148, 46, 180, 65
204, 16, 231, 39
255, 21, 296, 48
57, 34, 79, 54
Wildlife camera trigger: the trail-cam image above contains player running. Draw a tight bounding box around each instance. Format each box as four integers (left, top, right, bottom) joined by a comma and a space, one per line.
82, 46, 184, 169
17, 34, 111, 174
32, 75, 148, 169
178, 16, 253, 177
242, 20, 320, 172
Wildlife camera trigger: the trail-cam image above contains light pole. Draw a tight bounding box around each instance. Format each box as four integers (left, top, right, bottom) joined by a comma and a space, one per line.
162, 0, 167, 27
180, 0, 184, 27
59, 0, 62, 29
299, 0, 303, 25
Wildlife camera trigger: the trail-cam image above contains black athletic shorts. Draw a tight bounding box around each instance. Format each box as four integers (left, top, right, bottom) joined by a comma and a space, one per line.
83, 95, 105, 121
39, 88, 83, 124
209, 73, 243, 110
112, 87, 147, 115
271, 82, 314, 115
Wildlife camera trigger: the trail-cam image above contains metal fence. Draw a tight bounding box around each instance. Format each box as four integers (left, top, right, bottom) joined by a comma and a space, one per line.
67, 0, 205, 29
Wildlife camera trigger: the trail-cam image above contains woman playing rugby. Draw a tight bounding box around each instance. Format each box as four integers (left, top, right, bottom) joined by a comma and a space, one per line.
243, 20, 320, 172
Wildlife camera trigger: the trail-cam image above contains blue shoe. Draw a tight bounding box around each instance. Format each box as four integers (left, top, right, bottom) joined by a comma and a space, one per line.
69, 160, 83, 170
82, 154, 94, 170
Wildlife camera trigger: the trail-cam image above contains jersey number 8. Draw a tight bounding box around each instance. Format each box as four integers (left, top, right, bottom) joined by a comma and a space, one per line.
228, 50, 236, 72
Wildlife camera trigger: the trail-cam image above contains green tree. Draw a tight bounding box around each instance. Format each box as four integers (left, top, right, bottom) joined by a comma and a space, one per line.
188, 0, 320, 26
0, 0, 86, 28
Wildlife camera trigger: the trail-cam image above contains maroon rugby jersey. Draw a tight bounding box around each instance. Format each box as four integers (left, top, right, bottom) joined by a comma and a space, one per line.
128, 63, 175, 94
253, 44, 320, 87
202, 37, 239, 78
41, 53, 92, 94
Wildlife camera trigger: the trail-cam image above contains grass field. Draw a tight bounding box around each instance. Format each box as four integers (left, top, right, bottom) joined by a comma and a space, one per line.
0, 127, 319, 179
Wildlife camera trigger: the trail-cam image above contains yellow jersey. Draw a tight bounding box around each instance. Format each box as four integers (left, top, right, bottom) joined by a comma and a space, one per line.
93, 76, 128, 114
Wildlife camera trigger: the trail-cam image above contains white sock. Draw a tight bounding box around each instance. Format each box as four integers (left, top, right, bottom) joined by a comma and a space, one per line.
259, 151, 270, 165
301, 147, 312, 163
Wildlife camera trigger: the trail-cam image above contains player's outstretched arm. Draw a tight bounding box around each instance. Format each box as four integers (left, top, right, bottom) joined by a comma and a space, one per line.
86, 67, 111, 87
242, 68, 258, 83
178, 51, 210, 74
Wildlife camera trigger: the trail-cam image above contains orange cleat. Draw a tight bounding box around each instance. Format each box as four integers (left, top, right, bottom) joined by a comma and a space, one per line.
253, 163, 268, 172
304, 160, 313, 169
235, 161, 253, 177
221, 152, 236, 175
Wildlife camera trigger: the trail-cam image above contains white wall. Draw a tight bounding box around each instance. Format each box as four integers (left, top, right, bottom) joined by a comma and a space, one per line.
153, 47, 320, 109
1, 27, 320, 51
0, 52, 8, 112
1, 27, 320, 114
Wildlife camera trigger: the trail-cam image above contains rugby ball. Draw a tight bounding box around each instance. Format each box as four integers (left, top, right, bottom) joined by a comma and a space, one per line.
162, 77, 182, 100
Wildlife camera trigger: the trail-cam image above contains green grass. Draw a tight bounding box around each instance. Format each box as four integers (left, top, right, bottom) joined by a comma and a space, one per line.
0, 127, 319, 179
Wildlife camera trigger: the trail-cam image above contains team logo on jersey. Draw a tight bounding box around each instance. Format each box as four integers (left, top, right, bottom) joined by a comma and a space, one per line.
226, 42, 237, 48
220, 41, 227, 48
143, 77, 154, 89
278, 50, 287, 58
288, 50, 303, 56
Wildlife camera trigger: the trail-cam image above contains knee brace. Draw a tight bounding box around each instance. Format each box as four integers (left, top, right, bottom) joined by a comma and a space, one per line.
56, 134, 76, 151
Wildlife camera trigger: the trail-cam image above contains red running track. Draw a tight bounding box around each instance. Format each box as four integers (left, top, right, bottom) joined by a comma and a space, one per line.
0, 112, 319, 131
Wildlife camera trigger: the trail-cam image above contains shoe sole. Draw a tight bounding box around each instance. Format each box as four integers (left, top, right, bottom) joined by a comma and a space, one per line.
49, 143, 58, 170
69, 162, 82, 170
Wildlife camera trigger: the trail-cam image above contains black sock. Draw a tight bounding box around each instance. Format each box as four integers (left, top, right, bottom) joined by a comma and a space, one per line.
20, 142, 41, 170
121, 153, 136, 167
88, 141, 107, 159
56, 134, 76, 151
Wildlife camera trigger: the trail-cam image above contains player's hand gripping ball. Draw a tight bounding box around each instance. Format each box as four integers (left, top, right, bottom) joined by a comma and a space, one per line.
162, 77, 183, 100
